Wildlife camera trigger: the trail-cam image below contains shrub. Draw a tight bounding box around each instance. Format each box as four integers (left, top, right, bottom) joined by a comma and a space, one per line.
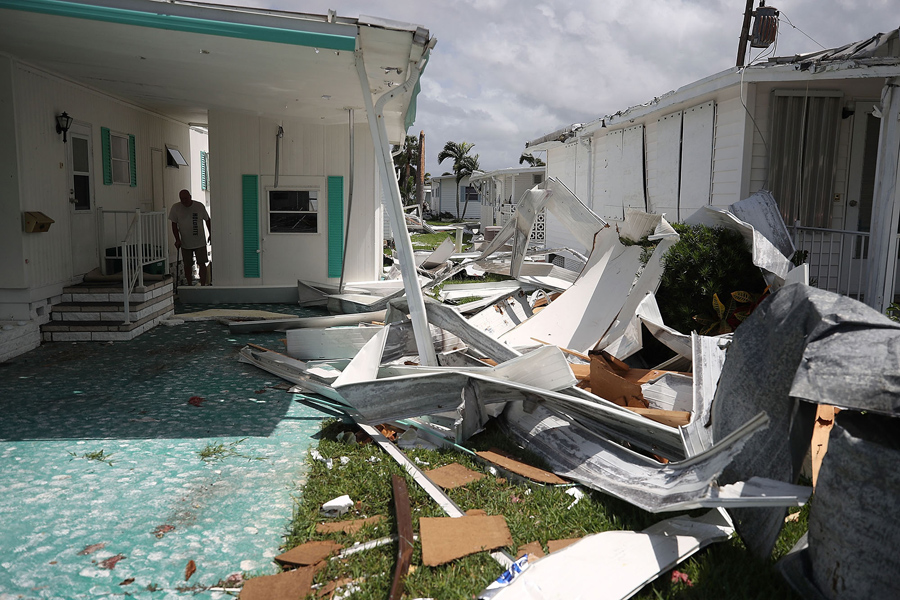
656, 223, 768, 335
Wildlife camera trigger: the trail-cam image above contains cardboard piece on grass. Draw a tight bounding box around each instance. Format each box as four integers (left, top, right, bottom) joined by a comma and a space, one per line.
420, 515, 513, 566
547, 538, 581, 553
238, 563, 323, 600
425, 463, 486, 489
476, 449, 567, 485
274, 540, 344, 568
316, 515, 385, 535
517, 541, 545, 562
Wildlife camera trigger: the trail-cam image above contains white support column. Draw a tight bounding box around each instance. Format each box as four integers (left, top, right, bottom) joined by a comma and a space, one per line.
865, 78, 900, 312
356, 48, 438, 366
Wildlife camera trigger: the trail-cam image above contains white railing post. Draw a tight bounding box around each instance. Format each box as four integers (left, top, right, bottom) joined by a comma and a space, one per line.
96, 207, 106, 275
122, 241, 131, 324
135, 209, 145, 289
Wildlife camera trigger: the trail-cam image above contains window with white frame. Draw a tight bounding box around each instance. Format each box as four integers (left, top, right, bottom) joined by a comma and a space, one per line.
110, 132, 131, 184
269, 189, 318, 233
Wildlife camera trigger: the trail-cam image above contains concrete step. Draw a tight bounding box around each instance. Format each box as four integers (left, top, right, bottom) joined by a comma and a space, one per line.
51, 290, 174, 323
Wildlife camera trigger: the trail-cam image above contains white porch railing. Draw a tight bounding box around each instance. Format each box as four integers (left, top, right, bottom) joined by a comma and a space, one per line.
96, 208, 169, 323
790, 223, 878, 301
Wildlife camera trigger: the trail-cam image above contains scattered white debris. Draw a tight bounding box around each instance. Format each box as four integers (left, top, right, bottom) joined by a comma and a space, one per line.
566, 487, 585, 510
321, 495, 354, 517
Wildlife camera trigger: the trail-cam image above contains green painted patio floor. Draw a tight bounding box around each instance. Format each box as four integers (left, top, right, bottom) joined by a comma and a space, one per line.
0, 303, 335, 599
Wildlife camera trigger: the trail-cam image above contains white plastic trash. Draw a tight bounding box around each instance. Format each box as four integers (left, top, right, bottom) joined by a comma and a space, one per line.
320, 495, 354, 517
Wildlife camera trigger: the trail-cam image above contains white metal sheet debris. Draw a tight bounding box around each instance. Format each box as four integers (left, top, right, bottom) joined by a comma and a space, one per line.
481, 509, 734, 600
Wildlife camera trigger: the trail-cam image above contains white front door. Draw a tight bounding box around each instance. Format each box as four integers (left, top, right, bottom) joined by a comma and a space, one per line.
67, 123, 98, 276
842, 101, 880, 296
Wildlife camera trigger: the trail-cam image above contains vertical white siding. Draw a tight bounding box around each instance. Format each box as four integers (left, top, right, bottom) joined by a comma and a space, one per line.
709, 93, 747, 208
0, 56, 25, 293
680, 101, 715, 216
545, 143, 585, 254
651, 110, 682, 218
209, 112, 381, 287
10, 61, 190, 293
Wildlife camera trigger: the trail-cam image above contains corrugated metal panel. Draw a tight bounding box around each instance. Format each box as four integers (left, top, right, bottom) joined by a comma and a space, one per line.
327, 175, 344, 278
681, 101, 715, 216
653, 110, 682, 218
241, 174, 260, 278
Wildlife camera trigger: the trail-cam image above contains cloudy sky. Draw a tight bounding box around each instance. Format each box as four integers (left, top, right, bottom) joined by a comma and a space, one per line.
230, 1, 896, 177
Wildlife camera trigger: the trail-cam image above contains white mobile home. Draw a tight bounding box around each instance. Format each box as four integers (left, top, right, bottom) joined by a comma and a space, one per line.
469, 166, 546, 229
0, 1, 434, 358
432, 174, 480, 220
526, 30, 900, 311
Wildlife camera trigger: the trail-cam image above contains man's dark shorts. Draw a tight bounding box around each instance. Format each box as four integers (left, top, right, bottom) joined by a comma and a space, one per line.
181, 245, 208, 266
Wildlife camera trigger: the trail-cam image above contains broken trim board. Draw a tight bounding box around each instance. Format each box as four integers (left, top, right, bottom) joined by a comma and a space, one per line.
229, 310, 387, 333
481, 509, 734, 600
476, 450, 567, 485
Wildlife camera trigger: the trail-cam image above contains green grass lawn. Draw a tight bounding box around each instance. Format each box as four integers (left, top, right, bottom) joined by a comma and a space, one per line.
283, 419, 806, 599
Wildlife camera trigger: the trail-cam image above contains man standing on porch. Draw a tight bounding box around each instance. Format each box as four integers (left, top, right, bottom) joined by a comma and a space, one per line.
169, 189, 212, 286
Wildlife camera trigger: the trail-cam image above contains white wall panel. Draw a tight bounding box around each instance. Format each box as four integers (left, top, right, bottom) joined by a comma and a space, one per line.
680, 101, 715, 215
652, 110, 682, 218
622, 125, 646, 212
600, 129, 624, 221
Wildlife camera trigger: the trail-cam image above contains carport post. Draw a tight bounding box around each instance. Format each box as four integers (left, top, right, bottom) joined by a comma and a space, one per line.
355, 48, 438, 366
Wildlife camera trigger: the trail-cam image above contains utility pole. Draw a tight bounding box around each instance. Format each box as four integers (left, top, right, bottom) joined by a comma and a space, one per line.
736, 0, 754, 67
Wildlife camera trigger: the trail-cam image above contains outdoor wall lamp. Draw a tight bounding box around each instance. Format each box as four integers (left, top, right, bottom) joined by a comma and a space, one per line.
56, 112, 73, 142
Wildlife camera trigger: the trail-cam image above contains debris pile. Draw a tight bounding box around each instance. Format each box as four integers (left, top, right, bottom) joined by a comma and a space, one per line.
232, 180, 898, 599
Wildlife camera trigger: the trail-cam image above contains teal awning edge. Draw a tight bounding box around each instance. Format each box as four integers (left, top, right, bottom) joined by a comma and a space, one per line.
404, 54, 430, 132
0, 0, 357, 51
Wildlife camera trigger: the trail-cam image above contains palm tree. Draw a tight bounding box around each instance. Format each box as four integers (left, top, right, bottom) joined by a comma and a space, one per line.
438, 141, 480, 218
392, 135, 421, 206
519, 152, 546, 167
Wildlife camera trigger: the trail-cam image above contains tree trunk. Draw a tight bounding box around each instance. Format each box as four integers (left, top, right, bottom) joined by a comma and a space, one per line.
417, 130, 425, 217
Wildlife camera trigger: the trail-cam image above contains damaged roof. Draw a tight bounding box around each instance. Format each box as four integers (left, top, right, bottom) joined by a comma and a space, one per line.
527, 27, 900, 149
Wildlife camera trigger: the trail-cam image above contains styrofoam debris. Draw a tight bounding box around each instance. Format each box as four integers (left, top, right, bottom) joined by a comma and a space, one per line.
566, 487, 585, 510
320, 495, 354, 517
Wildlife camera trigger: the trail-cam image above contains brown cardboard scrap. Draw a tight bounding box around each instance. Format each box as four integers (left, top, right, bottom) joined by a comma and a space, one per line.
466, 509, 488, 516
419, 515, 513, 566
425, 463, 486, 489
547, 538, 581, 553
275, 540, 344, 567
238, 564, 321, 600
315, 515, 385, 535
476, 449, 567, 485
517, 541, 546, 563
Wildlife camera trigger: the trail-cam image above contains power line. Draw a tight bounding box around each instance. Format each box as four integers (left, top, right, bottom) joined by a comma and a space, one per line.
779, 11, 827, 50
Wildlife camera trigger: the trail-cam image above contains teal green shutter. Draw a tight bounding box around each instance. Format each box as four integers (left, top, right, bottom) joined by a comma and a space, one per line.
327, 176, 344, 278
101, 127, 112, 185
128, 134, 137, 187
242, 174, 260, 278
200, 151, 208, 191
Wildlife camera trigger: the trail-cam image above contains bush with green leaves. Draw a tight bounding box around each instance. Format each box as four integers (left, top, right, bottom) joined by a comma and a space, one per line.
656, 222, 768, 335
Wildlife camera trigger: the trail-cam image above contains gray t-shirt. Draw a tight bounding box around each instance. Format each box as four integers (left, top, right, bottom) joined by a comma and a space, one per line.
168, 201, 210, 250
